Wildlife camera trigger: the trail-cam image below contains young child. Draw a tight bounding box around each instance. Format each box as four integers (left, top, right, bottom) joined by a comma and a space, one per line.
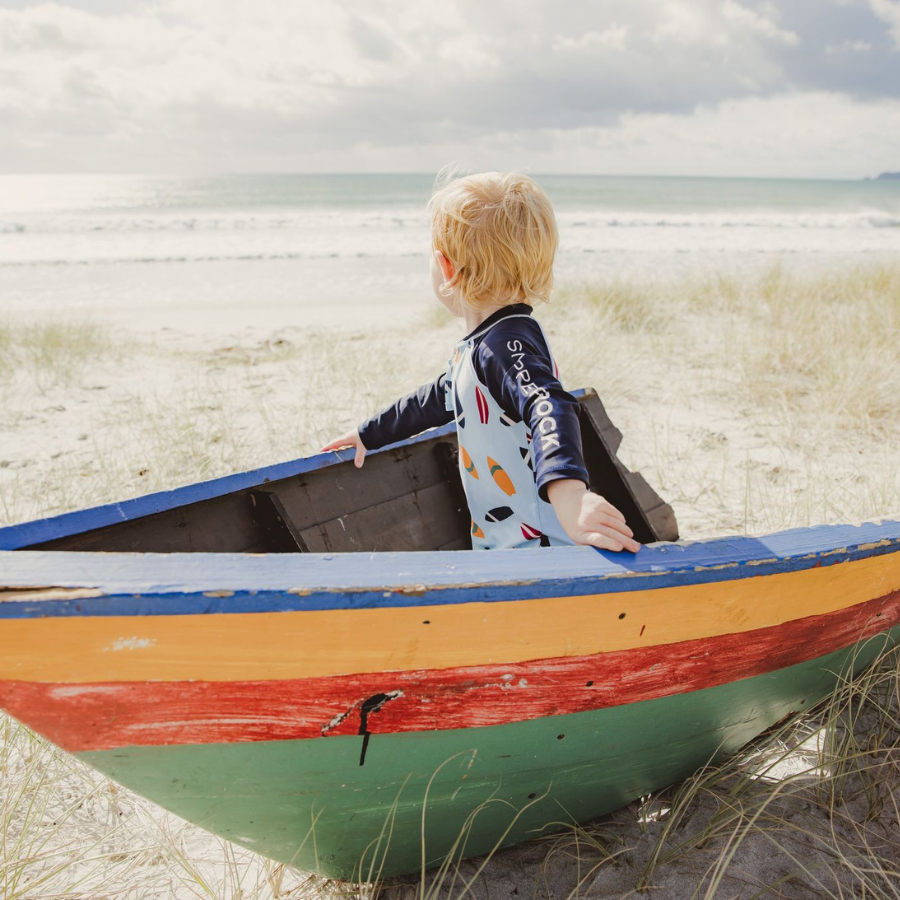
322, 172, 639, 553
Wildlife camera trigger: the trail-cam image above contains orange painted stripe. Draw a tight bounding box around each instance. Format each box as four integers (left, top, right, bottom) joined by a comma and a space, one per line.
0, 552, 898, 684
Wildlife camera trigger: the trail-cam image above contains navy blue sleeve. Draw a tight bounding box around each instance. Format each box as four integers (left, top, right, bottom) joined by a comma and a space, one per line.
475, 320, 589, 501
358, 373, 453, 451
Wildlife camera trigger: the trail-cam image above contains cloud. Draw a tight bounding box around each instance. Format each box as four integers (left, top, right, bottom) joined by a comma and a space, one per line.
0, 0, 898, 174
721, 1, 800, 45
552, 25, 630, 52
825, 38, 874, 52
312, 91, 900, 179
870, 0, 900, 47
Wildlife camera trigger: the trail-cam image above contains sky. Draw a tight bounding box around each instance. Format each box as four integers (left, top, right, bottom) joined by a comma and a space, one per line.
0, 0, 899, 178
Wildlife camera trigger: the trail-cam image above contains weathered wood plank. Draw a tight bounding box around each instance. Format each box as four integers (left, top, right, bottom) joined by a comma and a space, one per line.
31, 493, 269, 554
271, 438, 456, 531
3, 520, 900, 618
299, 482, 466, 553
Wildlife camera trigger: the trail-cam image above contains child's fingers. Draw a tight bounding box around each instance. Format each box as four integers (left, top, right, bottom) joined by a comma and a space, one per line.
585, 532, 624, 552
321, 431, 358, 453
586, 528, 640, 553
597, 500, 627, 523
354, 444, 366, 468
585, 494, 627, 524
583, 509, 634, 537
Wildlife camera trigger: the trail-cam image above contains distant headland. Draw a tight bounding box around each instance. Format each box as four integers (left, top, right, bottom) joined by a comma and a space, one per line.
874, 172, 900, 180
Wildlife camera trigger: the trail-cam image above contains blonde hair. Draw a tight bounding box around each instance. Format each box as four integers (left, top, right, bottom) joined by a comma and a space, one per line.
429, 171, 558, 310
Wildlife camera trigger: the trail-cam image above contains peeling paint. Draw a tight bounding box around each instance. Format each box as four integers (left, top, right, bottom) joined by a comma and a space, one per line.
285, 578, 542, 598
322, 709, 351, 735
103, 636, 157, 652
0, 587, 103, 603
858, 539, 893, 552
51, 684, 122, 698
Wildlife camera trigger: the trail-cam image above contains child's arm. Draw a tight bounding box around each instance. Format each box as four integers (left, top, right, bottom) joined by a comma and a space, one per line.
479, 319, 640, 553
321, 373, 452, 468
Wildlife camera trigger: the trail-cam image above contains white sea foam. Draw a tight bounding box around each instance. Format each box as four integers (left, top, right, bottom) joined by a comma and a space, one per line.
0, 173, 897, 311
1, 209, 896, 269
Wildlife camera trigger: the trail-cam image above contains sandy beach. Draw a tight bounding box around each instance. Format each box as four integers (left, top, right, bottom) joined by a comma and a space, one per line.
2, 259, 899, 897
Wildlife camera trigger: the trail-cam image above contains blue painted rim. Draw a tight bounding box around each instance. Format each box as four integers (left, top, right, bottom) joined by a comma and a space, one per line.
1, 519, 899, 618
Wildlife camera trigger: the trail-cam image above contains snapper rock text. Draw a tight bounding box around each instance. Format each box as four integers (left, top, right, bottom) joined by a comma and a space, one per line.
506, 340, 560, 452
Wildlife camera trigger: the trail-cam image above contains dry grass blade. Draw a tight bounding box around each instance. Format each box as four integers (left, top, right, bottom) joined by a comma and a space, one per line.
626, 643, 900, 899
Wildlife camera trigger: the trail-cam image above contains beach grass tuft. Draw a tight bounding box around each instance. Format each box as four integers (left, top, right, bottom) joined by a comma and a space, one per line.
0, 319, 114, 388
555, 280, 672, 333
0, 713, 348, 898
462, 641, 900, 900
734, 263, 900, 432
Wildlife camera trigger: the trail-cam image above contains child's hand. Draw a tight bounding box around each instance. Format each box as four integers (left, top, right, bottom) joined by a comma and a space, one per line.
547, 480, 640, 553
320, 430, 368, 468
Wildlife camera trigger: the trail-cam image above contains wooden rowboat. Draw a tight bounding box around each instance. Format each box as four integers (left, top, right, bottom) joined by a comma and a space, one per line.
1, 389, 899, 880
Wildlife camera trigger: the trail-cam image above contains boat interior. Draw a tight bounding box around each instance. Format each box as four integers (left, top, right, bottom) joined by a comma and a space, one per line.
22, 391, 677, 554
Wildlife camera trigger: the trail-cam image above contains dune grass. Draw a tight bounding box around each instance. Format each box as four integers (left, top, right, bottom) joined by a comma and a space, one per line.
0, 319, 115, 389
2, 262, 898, 534
731, 264, 900, 433
486, 641, 900, 900
1, 260, 900, 897
0, 716, 342, 898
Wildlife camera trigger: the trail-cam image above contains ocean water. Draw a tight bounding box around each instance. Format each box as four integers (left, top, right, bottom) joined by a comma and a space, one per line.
1, 173, 898, 325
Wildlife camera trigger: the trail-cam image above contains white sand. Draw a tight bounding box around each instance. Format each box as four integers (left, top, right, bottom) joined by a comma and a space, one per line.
1, 264, 899, 897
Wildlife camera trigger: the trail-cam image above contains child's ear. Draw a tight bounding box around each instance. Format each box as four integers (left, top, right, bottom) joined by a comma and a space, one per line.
435, 250, 455, 282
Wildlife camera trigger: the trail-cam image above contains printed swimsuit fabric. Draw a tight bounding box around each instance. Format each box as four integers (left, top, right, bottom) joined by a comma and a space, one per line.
358, 304, 590, 550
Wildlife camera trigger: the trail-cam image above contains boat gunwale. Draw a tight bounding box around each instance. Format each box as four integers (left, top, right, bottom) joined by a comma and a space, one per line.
1, 519, 900, 618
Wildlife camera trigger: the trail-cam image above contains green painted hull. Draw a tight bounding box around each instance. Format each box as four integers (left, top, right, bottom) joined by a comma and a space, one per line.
77, 632, 896, 879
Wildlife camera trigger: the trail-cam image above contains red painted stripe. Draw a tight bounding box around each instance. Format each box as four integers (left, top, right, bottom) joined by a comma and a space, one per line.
2, 590, 898, 753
